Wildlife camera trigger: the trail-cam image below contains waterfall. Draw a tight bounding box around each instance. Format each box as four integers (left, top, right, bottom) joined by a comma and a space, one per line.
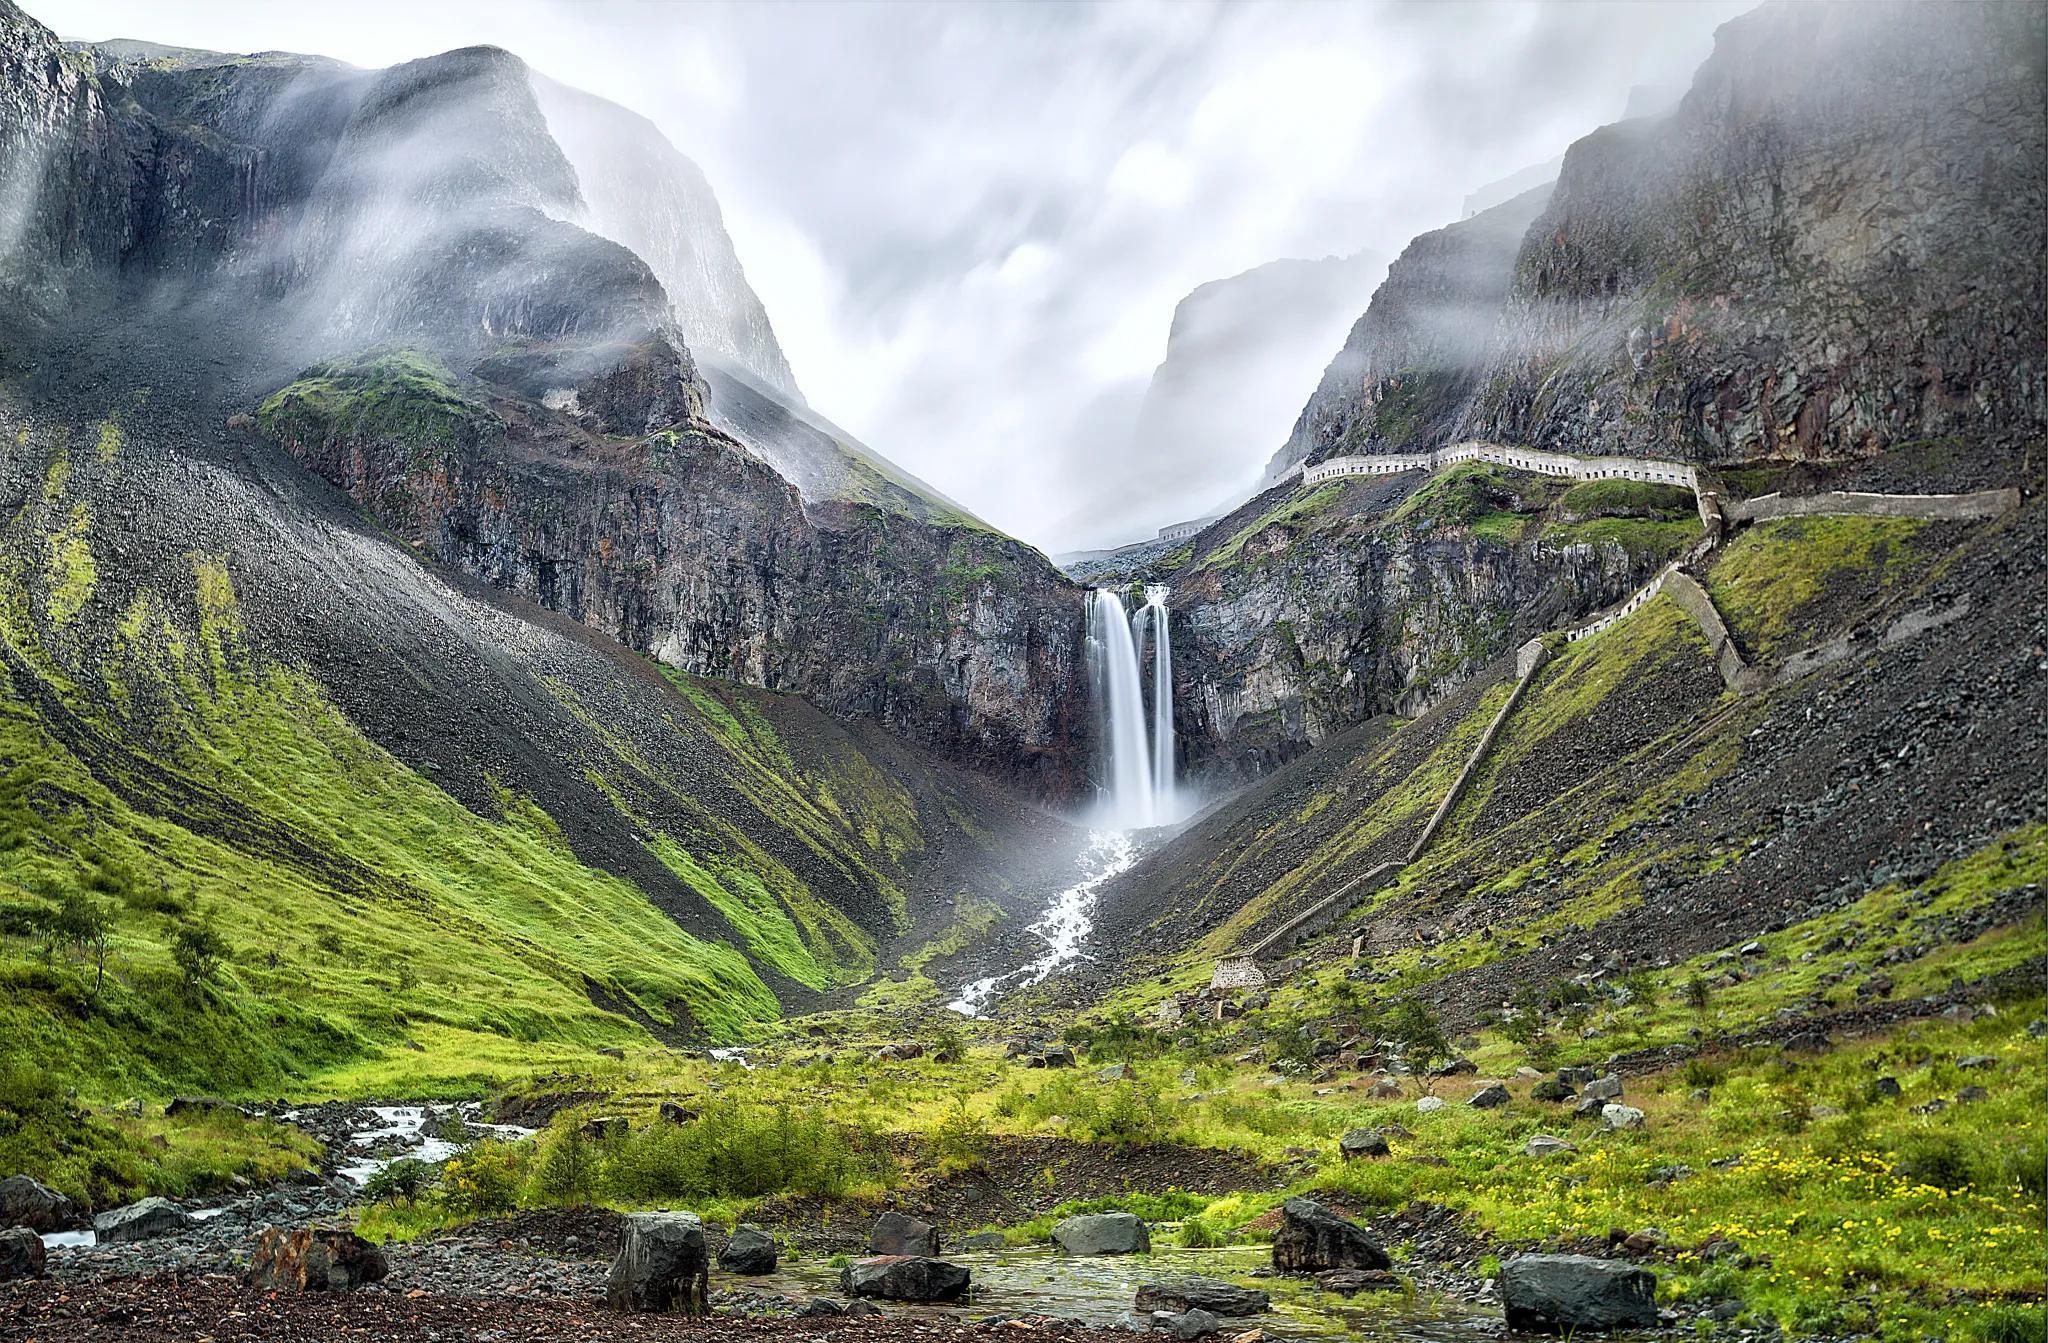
1146, 585, 1178, 820
1086, 587, 1180, 829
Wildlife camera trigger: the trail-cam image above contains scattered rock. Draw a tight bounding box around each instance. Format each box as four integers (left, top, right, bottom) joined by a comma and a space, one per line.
841, 1298, 886, 1316
606, 1212, 709, 1315
1150, 1307, 1222, 1338
1468, 1084, 1510, 1109
0, 1175, 85, 1233
1524, 1134, 1576, 1159
1338, 1128, 1390, 1160
658, 1101, 698, 1126
1956, 1085, 1989, 1103
95, 1198, 194, 1244
0, 1226, 44, 1282
1870, 1077, 1902, 1099
718, 1224, 777, 1275
1956, 1054, 1998, 1070
1782, 1032, 1828, 1054
1271, 1197, 1390, 1273
1620, 1229, 1663, 1256
1581, 1074, 1623, 1103
582, 1115, 629, 1140
164, 1096, 234, 1119
1053, 1211, 1150, 1256
1531, 1077, 1575, 1102
870, 1211, 940, 1257
960, 1231, 1008, 1250
1414, 1097, 1445, 1114
246, 1227, 390, 1292
1042, 1047, 1076, 1068
1135, 1280, 1270, 1317
1601, 1104, 1646, 1131
841, 1256, 970, 1303
1501, 1253, 1657, 1332
1314, 1269, 1403, 1294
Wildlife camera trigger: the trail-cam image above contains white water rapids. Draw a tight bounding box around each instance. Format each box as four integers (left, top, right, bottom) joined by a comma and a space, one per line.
949, 588, 1184, 1016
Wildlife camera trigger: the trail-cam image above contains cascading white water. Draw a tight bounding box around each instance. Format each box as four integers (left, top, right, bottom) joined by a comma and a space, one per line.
1145, 585, 1178, 820
1088, 589, 1157, 829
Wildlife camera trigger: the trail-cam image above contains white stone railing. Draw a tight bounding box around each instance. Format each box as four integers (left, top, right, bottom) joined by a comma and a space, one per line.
1303, 441, 1700, 491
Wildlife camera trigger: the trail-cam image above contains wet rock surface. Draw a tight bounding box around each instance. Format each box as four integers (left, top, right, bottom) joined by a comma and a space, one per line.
843, 1256, 971, 1304
1271, 1199, 1391, 1274
1500, 1253, 1657, 1333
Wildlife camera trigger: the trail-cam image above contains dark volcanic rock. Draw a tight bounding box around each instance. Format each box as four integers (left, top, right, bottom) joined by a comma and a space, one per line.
869, 1211, 939, 1257
1338, 1128, 1391, 1160
0, 1176, 85, 1233
95, 1198, 194, 1244
606, 1212, 709, 1315
1500, 1253, 1657, 1333
1271, 1198, 1390, 1273
841, 1255, 970, 1303
717, 1224, 777, 1275
1052, 1212, 1150, 1256
0, 1226, 44, 1282
1134, 1280, 1270, 1317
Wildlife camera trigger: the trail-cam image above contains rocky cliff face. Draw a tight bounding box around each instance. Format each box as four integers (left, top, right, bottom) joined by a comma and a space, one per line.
1462, 0, 2047, 466
256, 353, 1087, 794
1186, 0, 2045, 776
1276, 0, 2046, 480
1266, 187, 1553, 482
1155, 467, 1676, 779
0, 3, 1089, 794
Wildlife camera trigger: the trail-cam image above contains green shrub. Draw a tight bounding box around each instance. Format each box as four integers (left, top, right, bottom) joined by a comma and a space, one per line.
1889, 1132, 1976, 1191
529, 1121, 599, 1206
363, 1157, 434, 1206
928, 1100, 989, 1175
439, 1139, 524, 1215
596, 1101, 877, 1202
1965, 1305, 2047, 1343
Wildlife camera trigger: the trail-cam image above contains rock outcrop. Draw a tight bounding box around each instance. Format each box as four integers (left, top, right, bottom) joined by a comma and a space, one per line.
1051, 1211, 1150, 1256
94, 1198, 192, 1244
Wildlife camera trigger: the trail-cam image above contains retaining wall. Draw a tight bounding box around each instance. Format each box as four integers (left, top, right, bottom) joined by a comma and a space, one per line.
1662, 570, 1754, 691
1724, 488, 2019, 524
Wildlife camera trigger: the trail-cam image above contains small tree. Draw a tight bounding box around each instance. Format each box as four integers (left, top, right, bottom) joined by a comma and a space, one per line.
37, 892, 111, 1003
1386, 998, 1450, 1094
172, 921, 227, 997
1684, 974, 1713, 1028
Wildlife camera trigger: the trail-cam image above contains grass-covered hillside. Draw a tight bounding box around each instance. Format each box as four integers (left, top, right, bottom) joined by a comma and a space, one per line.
0, 394, 1072, 1114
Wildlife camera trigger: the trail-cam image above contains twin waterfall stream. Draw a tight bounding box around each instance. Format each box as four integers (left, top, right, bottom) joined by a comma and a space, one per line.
950, 587, 1180, 1016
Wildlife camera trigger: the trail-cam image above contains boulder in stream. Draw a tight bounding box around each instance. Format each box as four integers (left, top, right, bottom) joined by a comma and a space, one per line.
718, 1224, 777, 1275
1271, 1197, 1389, 1273
1135, 1279, 1270, 1316
1053, 1211, 1150, 1256
95, 1197, 193, 1244
841, 1255, 970, 1302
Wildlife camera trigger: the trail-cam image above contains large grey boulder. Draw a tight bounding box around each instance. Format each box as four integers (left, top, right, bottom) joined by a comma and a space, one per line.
718, 1224, 777, 1275
1501, 1253, 1656, 1332
0, 1226, 45, 1281
1338, 1128, 1390, 1160
869, 1210, 940, 1256
841, 1255, 970, 1303
0, 1175, 85, 1232
1468, 1083, 1511, 1109
1271, 1197, 1390, 1273
1053, 1211, 1150, 1256
1581, 1074, 1623, 1103
606, 1212, 709, 1314
95, 1197, 193, 1244
246, 1226, 389, 1291
1135, 1279, 1270, 1316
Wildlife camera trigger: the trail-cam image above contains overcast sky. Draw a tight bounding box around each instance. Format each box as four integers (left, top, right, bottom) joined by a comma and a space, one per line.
44, 0, 1749, 552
